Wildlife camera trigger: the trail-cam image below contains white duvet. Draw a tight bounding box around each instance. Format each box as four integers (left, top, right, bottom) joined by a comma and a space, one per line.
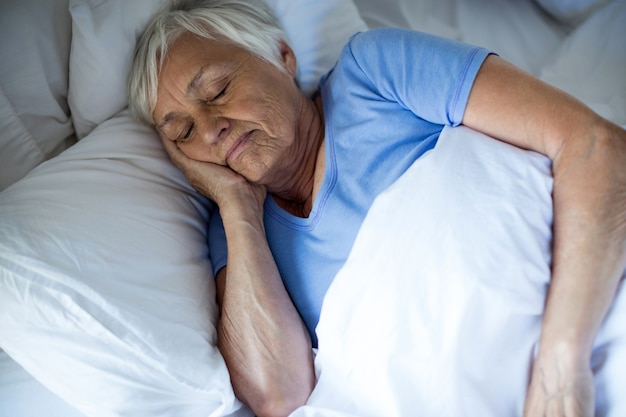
293, 126, 626, 417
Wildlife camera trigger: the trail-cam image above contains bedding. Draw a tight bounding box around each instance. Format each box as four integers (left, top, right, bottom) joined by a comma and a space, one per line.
0, 0, 75, 191
294, 125, 626, 417
0, 0, 625, 416
0, 349, 86, 417
534, 0, 613, 25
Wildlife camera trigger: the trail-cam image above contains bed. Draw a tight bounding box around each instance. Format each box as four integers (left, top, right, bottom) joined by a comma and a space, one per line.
0, 0, 625, 416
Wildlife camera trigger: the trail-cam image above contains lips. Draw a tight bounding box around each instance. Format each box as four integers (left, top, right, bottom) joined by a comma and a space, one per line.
225, 131, 252, 165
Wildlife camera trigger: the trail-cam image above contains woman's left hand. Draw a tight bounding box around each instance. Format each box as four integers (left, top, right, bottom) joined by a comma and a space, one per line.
523, 351, 594, 417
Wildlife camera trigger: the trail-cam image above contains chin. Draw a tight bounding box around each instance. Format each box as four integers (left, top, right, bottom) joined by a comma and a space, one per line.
239, 159, 272, 185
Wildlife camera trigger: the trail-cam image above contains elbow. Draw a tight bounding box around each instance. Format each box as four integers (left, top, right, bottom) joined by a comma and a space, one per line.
226, 355, 314, 417
220, 351, 314, 417
252, 393, 309, 417
236, 377, 312, 417
233, 363, 314, 417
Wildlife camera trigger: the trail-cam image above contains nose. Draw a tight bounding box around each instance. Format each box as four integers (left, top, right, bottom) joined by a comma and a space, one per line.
197, 112, 230, 146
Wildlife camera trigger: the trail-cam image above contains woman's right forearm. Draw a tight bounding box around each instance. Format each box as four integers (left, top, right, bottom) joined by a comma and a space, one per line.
216, 190, 314, 417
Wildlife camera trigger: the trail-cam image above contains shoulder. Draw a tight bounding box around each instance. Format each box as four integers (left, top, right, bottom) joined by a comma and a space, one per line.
324, 28, 414, 84
344, 27, 462, 57
336, 27, 479, 79
321, 27, 492, 126
342, 27, 415, 61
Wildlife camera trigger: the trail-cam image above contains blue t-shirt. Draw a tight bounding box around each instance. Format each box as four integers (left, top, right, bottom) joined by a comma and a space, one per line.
209, 28, 490, 346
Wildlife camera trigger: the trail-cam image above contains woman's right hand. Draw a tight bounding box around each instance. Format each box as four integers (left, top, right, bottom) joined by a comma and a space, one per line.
161, 136, 314, 416
160, 136, 266, 209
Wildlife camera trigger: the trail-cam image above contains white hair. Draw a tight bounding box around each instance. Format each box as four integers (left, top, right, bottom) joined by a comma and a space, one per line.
128, 0, 288, 124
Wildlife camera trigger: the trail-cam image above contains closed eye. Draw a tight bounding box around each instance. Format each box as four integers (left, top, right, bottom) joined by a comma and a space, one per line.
213, 83, 228, 101
178, 123, 194, 142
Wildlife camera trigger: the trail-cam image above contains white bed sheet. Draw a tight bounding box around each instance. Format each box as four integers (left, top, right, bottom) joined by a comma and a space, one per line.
0, 346, 253, 417
354, 0, 568, 75
0, 349, 85, 417
355, 0, 626, 125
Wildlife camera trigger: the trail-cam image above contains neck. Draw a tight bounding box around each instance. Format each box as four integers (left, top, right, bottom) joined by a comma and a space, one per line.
269, 92, 325, 216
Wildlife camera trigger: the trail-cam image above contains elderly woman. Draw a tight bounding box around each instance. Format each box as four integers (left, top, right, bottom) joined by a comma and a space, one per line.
128, 0, 626, 416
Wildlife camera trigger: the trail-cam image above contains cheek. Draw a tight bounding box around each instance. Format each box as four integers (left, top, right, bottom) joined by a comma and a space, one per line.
255, 95, 299, 140
178, 142, 217, 163
237, 76, 300, 136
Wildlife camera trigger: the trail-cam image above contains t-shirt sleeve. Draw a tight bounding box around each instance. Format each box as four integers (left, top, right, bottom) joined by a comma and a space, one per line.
207, 208, 227, 277
343, 27, 491, 126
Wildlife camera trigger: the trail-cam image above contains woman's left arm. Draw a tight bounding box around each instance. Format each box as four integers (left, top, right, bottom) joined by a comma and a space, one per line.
463, 54, 626, 416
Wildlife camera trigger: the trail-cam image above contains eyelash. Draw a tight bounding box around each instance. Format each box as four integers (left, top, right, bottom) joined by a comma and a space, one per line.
213, 83, 228, 101
183, 124, 194, 140
176, 123, 194, 143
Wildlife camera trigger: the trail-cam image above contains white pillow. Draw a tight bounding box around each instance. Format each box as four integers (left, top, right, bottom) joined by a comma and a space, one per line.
534, 0, 611, 25
539, 0, 626, 126
67, 0, 367, 139
0, 0, 75, 191
0, 111, 242, 417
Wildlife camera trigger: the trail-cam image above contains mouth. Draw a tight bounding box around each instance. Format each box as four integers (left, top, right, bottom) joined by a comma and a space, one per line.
225, 131, 252, 166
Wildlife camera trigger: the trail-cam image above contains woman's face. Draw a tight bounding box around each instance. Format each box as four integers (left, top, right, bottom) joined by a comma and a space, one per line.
153, 33, 301, 184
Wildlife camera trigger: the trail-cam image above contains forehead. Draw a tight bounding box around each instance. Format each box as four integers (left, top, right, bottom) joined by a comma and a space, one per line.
153, 34, 246, 122
169, 32, 242, 61
160, 33, 243, 85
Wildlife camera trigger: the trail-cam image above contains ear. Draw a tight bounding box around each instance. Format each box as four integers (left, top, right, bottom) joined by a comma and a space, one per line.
278, 40, 297, 78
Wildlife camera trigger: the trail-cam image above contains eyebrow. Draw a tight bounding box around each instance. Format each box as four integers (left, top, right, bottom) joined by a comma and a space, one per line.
157, 64, 231, 130
187, 65, 210, 96
156, 112, 179, 130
